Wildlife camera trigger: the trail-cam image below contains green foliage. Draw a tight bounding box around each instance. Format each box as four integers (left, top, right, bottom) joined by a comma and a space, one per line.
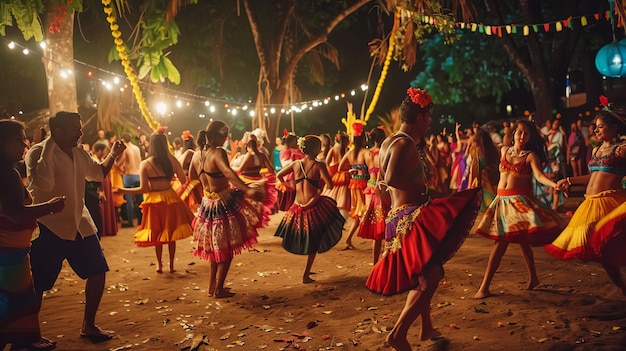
0, 0, 44, 41
411, 30, 525, 105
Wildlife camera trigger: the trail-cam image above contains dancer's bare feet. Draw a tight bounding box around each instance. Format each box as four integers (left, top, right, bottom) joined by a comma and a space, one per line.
471, 290, 492, 299
385, 332, 411, 351
525, 278, 539, 290
213, 289, 235, 298
419, 328, 442, 341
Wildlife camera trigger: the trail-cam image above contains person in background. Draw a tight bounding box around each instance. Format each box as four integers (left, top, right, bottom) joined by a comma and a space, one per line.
26, 111, 125, 343
138, 133, 149, 160
0, 119, 65, 351
116, 133, 143, 227
172, 137, 184, 158
274, 135, 344, 283
356, 127, 388, 265
317, 133, 332, 163
366, 88, 482, 351
92, 142, 118, 236
322, 131, 351, 218
277, 132, 304, 211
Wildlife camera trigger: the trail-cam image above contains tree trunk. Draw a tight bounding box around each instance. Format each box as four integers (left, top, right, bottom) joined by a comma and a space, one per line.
41, 4, 78, 116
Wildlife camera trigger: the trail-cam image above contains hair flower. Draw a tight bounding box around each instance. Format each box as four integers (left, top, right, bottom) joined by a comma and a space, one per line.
352, 122, 364, 137
283, 128, 289, 138
599, 95, 610, 108
407, 87, 433, 108
297, 137, 306, 149
181, 130, 192, 140
156, 126, 168, 135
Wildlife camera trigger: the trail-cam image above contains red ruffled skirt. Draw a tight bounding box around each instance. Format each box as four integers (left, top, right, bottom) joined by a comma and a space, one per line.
366, 188, 482, 296
357, 184, 389, 240
240, 172, 278, 227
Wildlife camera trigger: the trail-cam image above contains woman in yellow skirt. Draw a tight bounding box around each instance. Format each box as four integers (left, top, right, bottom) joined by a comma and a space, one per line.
546, 103, 626, 295
117, 131, 194, 274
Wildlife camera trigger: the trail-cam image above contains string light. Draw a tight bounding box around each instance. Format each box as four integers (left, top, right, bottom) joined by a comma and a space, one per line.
1, 35, 370, 120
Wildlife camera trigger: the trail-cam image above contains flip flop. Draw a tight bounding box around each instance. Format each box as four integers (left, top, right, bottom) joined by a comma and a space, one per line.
11, 337, 57, 351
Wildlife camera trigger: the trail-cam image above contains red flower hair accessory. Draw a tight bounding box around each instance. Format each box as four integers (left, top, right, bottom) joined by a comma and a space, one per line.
283, 128, 289, 138
156, 126, 168, 135
407, 87, 433, 108
181, 130, 192, 140
352, 123, 364, 137
599, 95, 609, 108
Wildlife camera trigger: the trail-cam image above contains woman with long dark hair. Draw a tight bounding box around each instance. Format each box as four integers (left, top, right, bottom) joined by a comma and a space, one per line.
547, 102, 626, 295
472, 119, 563, 299
117, 131, 194, 274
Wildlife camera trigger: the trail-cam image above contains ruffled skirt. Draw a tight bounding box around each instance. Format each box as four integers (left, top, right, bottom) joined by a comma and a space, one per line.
193, 189, 262, 263
176, 179, 204, 211
357, 184, 389, 241
476, 189, 564, 246
274, 196, 345, 255
545, 190, 626, 262
240, 172, 278, 227
135, 189, 194, 247
366, 188, 482, 295
593, 201, 626, 266
321, 170, 351, 211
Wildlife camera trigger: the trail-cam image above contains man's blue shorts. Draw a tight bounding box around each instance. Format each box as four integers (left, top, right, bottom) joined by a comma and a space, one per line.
30, 223, 109, 292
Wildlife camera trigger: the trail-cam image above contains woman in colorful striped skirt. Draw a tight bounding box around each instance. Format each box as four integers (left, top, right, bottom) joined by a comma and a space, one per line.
473, 119, 563, 299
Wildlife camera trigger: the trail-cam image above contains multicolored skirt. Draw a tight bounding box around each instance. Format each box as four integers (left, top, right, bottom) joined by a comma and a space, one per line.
593, 200, 626, 266
366, 188, 482, 296
135, 189, 194, 247
240, 172, 278, 227
0, 249, 40, 345
274, 196, 345, 255
193, 189, 262, 263
476, 189, 563, 246
357, 184, 389, 241
321, 170, 351, 211
545, 190, 626, 262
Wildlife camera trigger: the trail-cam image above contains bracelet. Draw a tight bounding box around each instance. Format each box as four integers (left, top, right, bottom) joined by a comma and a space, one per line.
566, 177, 572, 186
109, 153, 117, 159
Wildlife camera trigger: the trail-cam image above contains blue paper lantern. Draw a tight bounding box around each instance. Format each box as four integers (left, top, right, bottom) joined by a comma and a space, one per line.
595, 39, 626, 77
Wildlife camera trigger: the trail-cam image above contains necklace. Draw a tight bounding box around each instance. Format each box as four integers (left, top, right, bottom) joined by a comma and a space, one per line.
599, 142, 614, 151
507, 147, 531, 157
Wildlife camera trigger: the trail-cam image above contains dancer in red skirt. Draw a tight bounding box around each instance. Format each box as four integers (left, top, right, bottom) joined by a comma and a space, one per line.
365, 88, 482, 351
356, 126, 389, 265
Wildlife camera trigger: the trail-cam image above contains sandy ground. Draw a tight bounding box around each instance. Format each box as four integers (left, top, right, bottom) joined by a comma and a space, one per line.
13, 189, 626, 351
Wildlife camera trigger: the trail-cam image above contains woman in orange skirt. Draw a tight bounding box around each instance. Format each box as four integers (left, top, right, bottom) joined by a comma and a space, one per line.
118, 131, 194, 274
546, 104, 626, 295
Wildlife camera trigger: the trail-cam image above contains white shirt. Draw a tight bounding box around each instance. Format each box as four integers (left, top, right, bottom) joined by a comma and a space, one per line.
26, 138, 104, 240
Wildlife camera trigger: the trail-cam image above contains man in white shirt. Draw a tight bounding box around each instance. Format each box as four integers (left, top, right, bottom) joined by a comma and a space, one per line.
26, 111, 125, 343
